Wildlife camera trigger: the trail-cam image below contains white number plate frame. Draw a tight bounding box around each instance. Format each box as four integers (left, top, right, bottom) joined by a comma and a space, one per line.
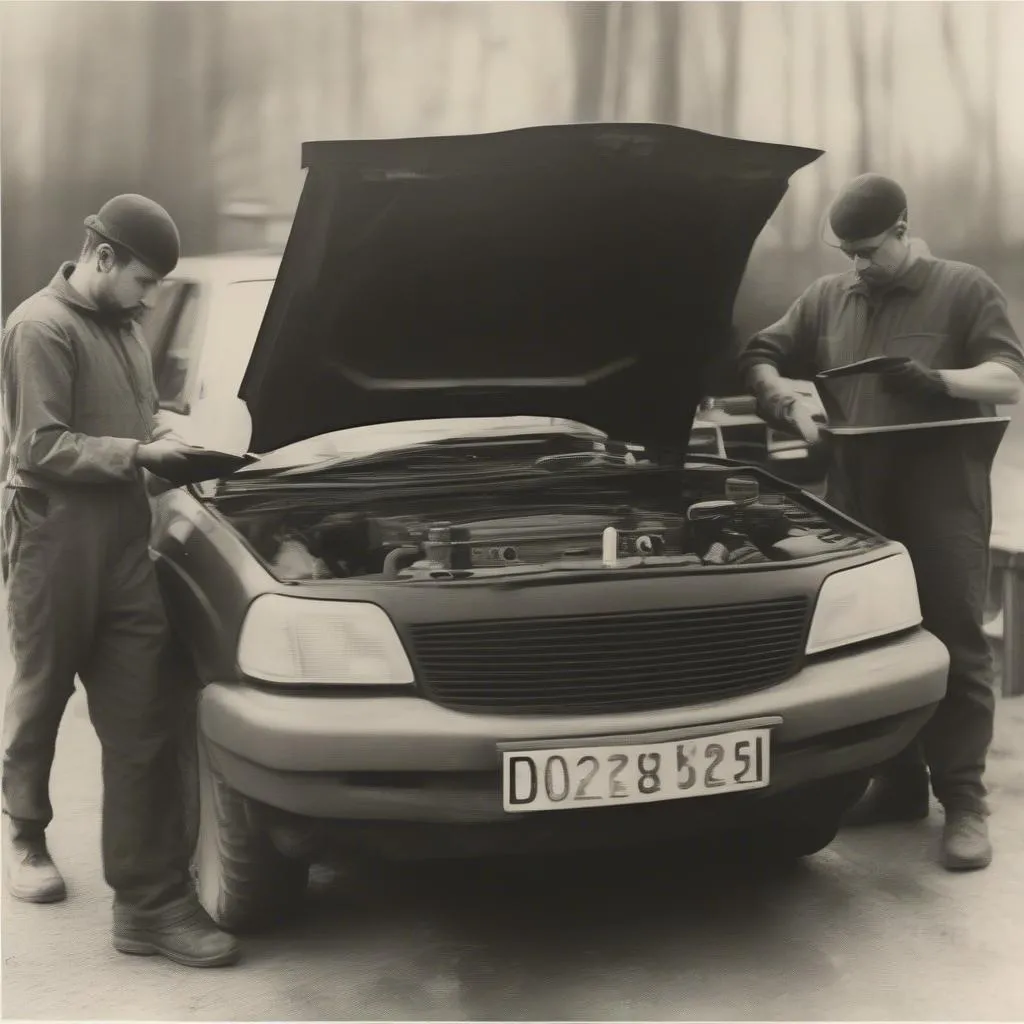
500, 721, 776, 814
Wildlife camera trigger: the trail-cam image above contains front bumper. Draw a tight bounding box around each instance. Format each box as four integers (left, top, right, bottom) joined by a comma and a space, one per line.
200, 627, 948, 831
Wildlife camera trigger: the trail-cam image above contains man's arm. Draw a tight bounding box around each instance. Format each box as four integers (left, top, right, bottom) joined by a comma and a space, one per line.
939, 362, 1022, 404
737, 283, 821, 384
4, 320, 142, 482
946, 270, 1024, 404
737, 284, 825, 441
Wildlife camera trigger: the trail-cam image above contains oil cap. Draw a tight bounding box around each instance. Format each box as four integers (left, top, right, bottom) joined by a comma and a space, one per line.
725, 476, 759, 504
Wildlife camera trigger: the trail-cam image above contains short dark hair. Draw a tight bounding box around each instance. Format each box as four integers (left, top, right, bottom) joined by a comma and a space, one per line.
80, 227, 134, 266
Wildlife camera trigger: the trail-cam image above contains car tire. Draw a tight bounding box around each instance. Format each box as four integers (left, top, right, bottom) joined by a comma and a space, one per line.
192, 734, 311, 933
761, 817, 842, 860
725, 772, 870, 863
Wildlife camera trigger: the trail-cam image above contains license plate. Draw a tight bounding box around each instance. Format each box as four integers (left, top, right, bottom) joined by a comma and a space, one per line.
501, 728, 771, 813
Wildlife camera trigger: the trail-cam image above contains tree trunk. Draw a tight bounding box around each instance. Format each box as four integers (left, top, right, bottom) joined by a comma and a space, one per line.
780, 2, 794, 246
720, 3, 743, 136
346, 2, 365, 136
144, 3, 222, 254
985, 2, 1002, 246
569, 3, 611, 122
880, 3, 895, 168
610, 1, 635, 119
941, 2, 986, 236
847, 2, 871, 174
812, 2, 830, 236
651, 1, 682, 124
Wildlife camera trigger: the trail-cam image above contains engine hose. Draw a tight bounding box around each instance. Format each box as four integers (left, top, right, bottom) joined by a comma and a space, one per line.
382, 546, 424, 580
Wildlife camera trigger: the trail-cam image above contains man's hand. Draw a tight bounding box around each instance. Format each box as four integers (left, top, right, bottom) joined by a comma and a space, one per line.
752, 378, 824, 444
135, 438, 201, 481
879, 359, 950, 398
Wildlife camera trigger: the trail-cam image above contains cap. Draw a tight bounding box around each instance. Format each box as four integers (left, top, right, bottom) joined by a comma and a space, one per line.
84, 194, 180, 276
827, 174, 907, 242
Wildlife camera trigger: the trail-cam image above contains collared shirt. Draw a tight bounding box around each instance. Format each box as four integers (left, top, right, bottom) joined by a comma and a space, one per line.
738, 241, 1024, 428
0, 263, 159, 488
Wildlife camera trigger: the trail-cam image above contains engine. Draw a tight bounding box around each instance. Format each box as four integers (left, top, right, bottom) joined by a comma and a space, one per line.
222, 466, 876, 583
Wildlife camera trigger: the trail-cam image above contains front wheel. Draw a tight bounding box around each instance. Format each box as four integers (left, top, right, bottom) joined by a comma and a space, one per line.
724, 772, 870, 863
192, 735, 311, 933
761, 817, 842, 860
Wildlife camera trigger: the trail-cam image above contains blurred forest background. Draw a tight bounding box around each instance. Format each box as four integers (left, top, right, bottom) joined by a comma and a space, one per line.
2, 0, 1022, 365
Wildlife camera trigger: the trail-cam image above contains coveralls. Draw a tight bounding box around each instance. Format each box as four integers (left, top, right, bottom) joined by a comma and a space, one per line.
0, 263, 190, 910
739, 243, 1024, 815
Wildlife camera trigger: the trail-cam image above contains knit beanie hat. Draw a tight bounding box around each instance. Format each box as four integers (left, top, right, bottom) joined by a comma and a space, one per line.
84, 194, 180, 276
828, 174, 908, 242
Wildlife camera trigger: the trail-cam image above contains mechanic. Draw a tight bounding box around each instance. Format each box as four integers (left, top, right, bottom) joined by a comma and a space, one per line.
0, 195, 240, 966
737, 173, 1024, 872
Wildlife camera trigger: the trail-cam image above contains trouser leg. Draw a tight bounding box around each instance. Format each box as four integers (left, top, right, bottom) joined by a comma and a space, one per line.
79, 526, 191, 911
905, 532, 994, 814
1, 487, 88, 839
891, 431, 998, 812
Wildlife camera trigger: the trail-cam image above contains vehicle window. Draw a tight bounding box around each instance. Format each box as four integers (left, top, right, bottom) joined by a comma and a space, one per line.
139, 280, 201, 413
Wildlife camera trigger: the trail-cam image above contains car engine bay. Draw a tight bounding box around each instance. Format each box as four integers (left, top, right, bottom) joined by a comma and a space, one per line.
216, 464, 880, 583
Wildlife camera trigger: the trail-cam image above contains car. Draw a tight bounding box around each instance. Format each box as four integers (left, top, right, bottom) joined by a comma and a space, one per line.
144, 122, 949, 934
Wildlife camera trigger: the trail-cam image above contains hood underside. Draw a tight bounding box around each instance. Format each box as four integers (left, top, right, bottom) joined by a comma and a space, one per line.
239, 123, 822, 454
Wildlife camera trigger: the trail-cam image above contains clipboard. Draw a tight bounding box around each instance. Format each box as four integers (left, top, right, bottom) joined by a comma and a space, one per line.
153, 449, 259, 486
815, 356, 909, 380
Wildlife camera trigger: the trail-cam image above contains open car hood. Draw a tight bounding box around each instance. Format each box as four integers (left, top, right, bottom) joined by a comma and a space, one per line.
239, 123, 822, 454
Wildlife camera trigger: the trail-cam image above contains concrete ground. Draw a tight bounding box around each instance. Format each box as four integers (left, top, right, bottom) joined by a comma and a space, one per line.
1, 685, 1023, 1021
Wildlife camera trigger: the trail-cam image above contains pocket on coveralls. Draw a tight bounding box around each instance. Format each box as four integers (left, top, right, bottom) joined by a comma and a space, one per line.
883, 333, 955, 367
1, 487, 52, 581
9, 487, 50, 530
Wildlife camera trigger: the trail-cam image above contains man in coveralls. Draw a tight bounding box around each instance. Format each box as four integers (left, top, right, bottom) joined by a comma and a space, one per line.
0, 195, 240, 965
739, 174, 1024, 871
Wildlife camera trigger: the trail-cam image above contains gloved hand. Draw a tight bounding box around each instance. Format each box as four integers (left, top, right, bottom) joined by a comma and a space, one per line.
135, 438, 202, 481
879, 358, 950, 398
753, 380, 824, 444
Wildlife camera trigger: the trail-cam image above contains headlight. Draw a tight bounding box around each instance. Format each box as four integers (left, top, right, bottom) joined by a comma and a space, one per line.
805, 549, 922, 655
237, 595, 415, 685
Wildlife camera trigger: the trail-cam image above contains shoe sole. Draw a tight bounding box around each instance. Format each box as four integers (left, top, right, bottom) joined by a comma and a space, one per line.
942, 852, 993, 872
113, 936, 240, 968
6, 883, 67, 904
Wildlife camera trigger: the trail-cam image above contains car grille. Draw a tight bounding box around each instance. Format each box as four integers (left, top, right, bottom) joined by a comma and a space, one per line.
408, 598, 810, 714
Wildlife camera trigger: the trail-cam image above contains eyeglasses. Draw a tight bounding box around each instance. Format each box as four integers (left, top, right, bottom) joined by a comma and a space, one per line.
840, 241, 885, 262
837, 223, 904, 262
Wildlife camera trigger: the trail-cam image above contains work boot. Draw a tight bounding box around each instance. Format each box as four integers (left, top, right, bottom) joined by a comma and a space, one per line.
941, 808, 992, 871
112, 895, 240, 967
842, 772, 930, 827
2, 818, 67, 903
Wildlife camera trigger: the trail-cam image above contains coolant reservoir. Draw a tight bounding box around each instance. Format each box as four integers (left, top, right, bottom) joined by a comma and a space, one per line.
725, 476, 759, 504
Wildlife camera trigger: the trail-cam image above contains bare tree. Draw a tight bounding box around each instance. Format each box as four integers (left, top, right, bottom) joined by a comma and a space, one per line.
610, 1, 635, 119
651, 1, 682, 124
145, 2, 223, 253
984, 2, 1002, 246
779, 2, 795, 246
847, 2, 872, 174
940, 2, 991, 239
569, 2, 612, 122
811, 1, 830, 237
720, 2, 743, 135
346, 2, 365, 135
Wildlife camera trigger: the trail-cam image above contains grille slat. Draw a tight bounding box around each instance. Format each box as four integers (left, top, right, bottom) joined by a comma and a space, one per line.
409, 597, 809, 715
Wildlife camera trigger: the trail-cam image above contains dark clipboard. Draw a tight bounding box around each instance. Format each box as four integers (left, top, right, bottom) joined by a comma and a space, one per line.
815, 356, 909, 380
152, 449, 259, 486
